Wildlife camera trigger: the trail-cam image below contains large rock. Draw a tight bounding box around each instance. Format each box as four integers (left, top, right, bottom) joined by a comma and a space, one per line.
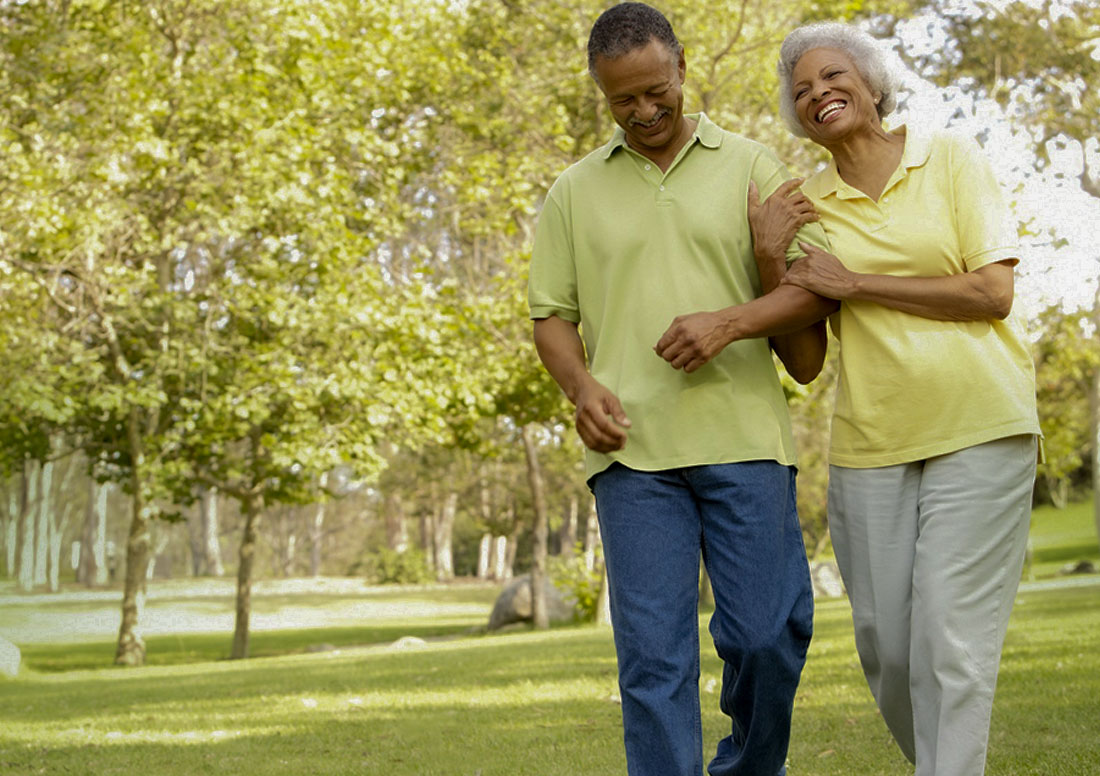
488, 574, 575, 630
809, 560, 846, 600
0, 636, 21, 678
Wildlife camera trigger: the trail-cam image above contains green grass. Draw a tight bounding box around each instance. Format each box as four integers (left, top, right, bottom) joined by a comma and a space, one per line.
1, 501, 1096, 774
1028, 498, 1099, 579
2, 582, 1099, 775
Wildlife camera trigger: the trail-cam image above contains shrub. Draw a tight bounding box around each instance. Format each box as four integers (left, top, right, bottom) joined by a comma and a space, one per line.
357, 548, 432, 585
548, 544, 604, 622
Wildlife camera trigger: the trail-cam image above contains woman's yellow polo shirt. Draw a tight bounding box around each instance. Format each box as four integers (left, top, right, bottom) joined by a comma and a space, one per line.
801, 128, 1041, 468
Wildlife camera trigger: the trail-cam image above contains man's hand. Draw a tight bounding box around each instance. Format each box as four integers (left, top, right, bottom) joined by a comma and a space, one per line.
574, 377, 631, 453
747, 178, 818, 286
654, 310, 732, 373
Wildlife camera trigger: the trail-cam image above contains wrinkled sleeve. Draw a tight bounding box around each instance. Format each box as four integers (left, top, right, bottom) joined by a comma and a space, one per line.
528, 182, 580, 323
949, 133, 1020, 271
749, 147, 831, 265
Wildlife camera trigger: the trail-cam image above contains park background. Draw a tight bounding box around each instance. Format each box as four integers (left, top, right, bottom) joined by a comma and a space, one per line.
0, 0, 1098, 774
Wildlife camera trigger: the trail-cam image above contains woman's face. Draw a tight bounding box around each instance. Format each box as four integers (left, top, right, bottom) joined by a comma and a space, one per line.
790, 47, 880, 146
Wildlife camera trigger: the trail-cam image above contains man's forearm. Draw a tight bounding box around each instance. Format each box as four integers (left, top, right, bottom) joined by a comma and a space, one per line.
720, 284, 836, 342
532, 315, 590, 404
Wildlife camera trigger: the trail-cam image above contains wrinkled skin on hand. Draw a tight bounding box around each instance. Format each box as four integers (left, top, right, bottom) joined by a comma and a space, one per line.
654, 310, 731, 373
784, 242, 856, 299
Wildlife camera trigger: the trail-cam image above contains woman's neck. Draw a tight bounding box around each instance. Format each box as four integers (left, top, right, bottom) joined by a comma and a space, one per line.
828, 125, 906, 202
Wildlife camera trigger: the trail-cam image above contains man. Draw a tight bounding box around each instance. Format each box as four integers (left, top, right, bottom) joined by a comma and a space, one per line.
527, 4, 836, 775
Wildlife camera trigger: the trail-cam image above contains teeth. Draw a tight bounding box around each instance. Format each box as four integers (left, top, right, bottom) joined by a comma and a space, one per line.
631, 110, 667, 128
816, 101, 845, 122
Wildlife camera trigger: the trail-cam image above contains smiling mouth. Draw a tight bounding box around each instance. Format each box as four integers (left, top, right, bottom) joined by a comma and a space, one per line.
630, 109, 668, 129
816, 100, 846, 123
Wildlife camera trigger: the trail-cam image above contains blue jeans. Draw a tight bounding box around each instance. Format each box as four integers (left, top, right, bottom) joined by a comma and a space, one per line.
591, 462, 813, 776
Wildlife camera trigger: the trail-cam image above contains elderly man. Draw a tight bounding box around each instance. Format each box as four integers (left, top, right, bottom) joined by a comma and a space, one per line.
527, 3, 836, 775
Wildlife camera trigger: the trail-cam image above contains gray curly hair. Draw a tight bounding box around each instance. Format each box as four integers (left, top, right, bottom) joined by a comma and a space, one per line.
776, 22, 900, 138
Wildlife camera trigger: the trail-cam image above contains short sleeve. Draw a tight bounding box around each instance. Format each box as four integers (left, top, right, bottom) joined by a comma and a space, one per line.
949, 134, 1020, 271
748, 147, 831, 264
528, 184, 580, 322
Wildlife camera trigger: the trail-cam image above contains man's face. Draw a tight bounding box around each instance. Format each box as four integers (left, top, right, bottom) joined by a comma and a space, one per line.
592, 38, 686, 161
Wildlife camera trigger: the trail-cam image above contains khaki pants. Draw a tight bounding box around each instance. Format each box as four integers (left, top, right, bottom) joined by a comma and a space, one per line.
828, 435, 1038, 776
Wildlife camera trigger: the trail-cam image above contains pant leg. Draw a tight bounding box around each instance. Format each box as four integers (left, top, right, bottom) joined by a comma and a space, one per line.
827, 461, 922, 762
910, 435, 1037, 776
591, 464, 705, 776
688, 462, 813, 776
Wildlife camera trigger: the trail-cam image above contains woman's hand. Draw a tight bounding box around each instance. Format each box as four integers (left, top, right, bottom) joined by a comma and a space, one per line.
747, 178, 819, 288
783, 242, 856, 299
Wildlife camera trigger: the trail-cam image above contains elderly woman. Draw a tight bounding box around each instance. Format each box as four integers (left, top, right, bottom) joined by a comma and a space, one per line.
758, 22, 1042, 776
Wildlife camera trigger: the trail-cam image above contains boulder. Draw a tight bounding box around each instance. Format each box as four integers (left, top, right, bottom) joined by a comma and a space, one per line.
488, 574, 575, 630
0, 636, 20, 678
1059, 559, 1098, 576
809, 560, 845, 600
388, 636, 428, 650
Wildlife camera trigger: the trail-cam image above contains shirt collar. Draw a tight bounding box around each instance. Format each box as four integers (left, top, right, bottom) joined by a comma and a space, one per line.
600, 112, 721, 160
807, 125, 932, 200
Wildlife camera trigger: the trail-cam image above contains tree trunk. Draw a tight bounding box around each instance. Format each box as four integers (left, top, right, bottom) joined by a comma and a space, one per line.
46, 451, 78, 593
4, 483, 16, 578
492, 535, 508, 580
199, 487, 225, 576
477, 534, 492, 579
559, 495, 578, 555
187, 501, 205, 576
115, 411, 153, 666
434, 491, 457, 581
17, 461, 38, 592
33, 457, 52, 587
583, 499, 599, 573
419, 511, 434, 571
144, 524, 172, 581
504, 502, 519, 580
79, 478, 109, 586
309, 502, 324, 578
384, 493, 409, 553
231, 494, 263, 660
521, 423, 549, 630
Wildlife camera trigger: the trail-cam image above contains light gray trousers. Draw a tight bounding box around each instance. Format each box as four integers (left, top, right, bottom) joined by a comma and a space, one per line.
827, 435, 1038, 776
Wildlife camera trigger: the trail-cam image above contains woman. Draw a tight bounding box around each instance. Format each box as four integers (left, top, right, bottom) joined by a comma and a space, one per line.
761, 22, 1042, 776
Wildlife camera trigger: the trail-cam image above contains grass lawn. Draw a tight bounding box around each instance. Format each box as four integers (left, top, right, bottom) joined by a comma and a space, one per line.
1028, 498, 1100, 579
1, 501, 1097, 775
1, 581, 1098, 775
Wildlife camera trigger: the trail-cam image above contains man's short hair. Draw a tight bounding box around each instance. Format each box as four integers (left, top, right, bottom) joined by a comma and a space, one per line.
587, 2, 682, 77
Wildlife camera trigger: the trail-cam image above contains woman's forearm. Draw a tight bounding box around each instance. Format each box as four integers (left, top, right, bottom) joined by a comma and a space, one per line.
844, 261, 1015, 321
787, 244, 1017, 322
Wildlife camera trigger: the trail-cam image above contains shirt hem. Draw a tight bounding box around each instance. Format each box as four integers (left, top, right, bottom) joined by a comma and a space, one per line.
585, 449, 798, 481
828, 421, 1040, 469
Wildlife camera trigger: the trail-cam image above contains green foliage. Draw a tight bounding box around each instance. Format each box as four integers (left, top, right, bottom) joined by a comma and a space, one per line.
1030, 307, 1098, 507
548, 544, 604, 622
354, 547, 433, 586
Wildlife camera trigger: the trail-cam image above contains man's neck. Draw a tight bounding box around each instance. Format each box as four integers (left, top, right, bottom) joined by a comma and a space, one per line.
629, 116, 698, 172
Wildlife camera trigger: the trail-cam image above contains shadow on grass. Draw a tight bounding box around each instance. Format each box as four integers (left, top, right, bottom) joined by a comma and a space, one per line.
18, 622, 490, 673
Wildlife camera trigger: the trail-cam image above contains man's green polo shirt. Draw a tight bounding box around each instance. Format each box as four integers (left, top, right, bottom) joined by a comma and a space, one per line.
529, 113, 829, 479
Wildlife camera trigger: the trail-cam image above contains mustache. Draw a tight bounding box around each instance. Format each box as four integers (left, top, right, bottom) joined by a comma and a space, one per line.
629, 109, 668, 128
